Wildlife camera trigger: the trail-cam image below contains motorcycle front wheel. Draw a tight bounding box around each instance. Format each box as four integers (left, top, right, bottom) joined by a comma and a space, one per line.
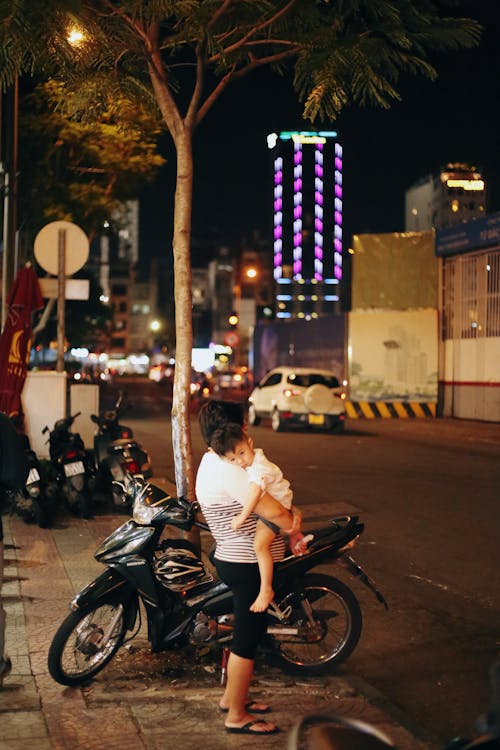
48, 600, 129, 686
270, 573, 362, 675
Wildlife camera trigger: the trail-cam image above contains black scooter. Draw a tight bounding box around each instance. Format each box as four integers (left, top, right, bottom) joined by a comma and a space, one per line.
3, 427, 57, 528
43, 413, 93, 519
47, 475, 387, 687
89, 394, 152, 511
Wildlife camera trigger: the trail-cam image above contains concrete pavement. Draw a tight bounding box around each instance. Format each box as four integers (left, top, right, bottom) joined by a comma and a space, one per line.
0, 480, 435, 750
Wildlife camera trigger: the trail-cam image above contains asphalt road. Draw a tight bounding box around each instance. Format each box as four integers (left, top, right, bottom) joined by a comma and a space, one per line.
101, 378, 500, 745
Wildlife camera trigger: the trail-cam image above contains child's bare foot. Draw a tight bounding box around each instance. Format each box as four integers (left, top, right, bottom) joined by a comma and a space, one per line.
250, 587, 274, 612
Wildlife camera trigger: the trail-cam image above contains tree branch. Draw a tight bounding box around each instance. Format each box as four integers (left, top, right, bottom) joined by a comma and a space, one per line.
206, 0, 234, 32
209, 0, 298, 62
196, 46, 300, 125
185, 41, 206, 129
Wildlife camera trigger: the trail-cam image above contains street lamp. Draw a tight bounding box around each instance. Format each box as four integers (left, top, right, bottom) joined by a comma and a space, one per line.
244, 266, 258, 280
150, 319, 161, 333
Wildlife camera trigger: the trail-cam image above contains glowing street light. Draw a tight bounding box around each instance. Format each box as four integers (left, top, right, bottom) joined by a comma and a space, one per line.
67, 27, 86, 47
150, 319, 161, 332
244, 266, 258, 280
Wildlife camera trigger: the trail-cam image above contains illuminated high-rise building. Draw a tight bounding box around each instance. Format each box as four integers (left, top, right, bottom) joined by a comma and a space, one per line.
405, 163, 486, 231
267, 130, 343, 319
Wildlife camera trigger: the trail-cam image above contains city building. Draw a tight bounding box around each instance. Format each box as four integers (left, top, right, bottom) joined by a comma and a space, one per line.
89, 200, 158, 362
405, 163, 486, 231
436, 210, 500, 422
267, 130, 343, 319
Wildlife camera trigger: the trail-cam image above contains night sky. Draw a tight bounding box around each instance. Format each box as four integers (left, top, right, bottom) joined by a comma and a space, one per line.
139, 2, 500, 264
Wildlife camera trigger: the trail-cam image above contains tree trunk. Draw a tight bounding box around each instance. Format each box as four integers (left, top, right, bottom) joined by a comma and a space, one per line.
171, 128, 200, 550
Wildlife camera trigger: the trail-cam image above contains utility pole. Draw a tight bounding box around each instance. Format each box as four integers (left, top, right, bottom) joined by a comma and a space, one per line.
1, 77, 19, 330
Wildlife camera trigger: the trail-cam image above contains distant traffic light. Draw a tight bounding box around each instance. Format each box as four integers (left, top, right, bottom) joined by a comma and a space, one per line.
228, 311, 239, 327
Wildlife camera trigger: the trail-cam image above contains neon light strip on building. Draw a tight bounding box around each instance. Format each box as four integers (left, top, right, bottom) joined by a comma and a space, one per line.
293, 142, 303, 279
334, 143, 343, 280
314, 143, 324, 280
273, 156, 283, 280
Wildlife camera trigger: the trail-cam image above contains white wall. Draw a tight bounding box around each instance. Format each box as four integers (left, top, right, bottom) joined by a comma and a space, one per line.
442, 338, 500, 421
70, 384, 100, 450
22, 372, 67, 458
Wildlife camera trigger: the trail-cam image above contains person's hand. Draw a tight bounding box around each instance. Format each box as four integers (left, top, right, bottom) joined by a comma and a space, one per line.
288, 507, 302, 535
290, 532, 314, 556
231, 514, 244, 532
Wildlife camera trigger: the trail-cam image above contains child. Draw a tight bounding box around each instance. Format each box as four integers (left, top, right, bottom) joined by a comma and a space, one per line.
210, 422, 311, 612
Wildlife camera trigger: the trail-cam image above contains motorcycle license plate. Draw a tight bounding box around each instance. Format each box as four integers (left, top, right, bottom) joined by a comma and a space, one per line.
27, 467, 40, 483
64, 461, 85, 477
308, 414, 324, 425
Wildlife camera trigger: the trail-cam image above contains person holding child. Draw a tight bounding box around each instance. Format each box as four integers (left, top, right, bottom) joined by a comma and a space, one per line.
195, 400, 306, 736
210, 421, 311, 613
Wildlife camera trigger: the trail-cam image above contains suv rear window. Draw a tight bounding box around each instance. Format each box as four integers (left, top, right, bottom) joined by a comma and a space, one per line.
287, 373, 340, 388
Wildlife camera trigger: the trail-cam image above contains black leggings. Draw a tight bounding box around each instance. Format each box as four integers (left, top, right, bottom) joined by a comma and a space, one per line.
215, 559, 267, 660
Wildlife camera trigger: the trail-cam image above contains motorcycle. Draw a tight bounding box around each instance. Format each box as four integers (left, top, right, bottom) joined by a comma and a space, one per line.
89, 393, 152, 511
47, 476, 387, 687
43, 412, 93, 519
287, 660, 500, 750
3, 428, 57, 528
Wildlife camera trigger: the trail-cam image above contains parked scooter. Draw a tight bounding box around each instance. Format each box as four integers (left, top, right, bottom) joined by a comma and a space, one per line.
47, 475, 387, 687
89, 393, 152, 511
4, 423, 57, 528
43, 413, 93, 519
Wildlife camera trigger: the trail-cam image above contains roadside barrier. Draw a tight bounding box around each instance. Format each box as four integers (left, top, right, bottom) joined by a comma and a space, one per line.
345, 401, 436, 418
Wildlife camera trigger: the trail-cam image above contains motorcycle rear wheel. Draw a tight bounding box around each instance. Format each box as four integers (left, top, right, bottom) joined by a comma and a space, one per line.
48, 600, 128, 686
271, 573, 362, 675
67, 486, 91, 519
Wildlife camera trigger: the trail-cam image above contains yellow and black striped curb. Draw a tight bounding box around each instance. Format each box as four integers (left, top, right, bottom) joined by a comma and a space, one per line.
345, 401, 436, 418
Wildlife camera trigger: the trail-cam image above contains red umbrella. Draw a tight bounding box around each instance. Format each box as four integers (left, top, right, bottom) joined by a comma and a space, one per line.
0, 264, 44, 417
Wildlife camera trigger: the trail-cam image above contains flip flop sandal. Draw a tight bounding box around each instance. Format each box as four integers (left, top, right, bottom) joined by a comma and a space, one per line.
225, 720, 279, 735
220, 700, 271, 714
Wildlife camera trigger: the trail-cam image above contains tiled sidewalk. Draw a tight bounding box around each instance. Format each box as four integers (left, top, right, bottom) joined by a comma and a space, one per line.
0, 509, 433, 750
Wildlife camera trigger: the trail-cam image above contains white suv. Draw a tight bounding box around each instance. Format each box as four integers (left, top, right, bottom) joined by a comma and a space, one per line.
248, 366, 346, 433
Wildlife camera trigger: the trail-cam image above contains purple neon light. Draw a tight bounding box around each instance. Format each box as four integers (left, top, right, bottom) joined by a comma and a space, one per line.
333, 143, 343, 281
293, 142, 303, 279
313, 143, 324, 280
273, 156, 283, 279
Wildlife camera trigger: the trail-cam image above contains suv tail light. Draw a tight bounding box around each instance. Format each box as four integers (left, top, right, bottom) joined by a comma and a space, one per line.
283, 388, 301, 398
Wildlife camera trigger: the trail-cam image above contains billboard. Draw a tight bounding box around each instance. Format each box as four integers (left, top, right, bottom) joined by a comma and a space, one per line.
252, 316, 346, 383
435, 211, 500, 257
348, 309, 438, 402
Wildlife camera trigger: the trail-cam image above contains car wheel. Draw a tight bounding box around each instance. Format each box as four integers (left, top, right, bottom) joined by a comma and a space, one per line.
248, 404, 261, 426
271, 409, 283, 432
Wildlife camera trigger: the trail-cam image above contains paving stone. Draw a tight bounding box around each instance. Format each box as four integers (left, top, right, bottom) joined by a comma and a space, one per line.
0, 675, 41, 711
0, 709, 48, 740
0, 513, 433, 750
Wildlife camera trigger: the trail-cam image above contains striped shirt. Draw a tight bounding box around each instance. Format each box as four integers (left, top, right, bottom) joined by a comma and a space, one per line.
195, 450, 286, 564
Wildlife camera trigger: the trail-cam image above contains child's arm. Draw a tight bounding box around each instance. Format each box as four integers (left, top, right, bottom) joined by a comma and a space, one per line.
232, 482, 263, 531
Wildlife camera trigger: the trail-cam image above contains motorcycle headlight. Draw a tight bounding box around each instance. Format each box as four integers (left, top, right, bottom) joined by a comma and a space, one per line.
133, 498, 164, 525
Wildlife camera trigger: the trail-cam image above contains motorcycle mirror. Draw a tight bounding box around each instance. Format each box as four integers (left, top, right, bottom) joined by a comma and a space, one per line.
287, 714, 395, 750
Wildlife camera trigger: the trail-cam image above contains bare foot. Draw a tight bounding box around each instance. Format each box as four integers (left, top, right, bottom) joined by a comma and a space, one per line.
250, 587, 274, 612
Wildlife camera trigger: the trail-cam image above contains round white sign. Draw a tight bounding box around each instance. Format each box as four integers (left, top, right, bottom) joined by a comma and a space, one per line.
34, 220, 89, 276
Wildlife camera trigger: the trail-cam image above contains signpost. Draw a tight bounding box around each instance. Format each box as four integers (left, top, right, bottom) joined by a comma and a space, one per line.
34, 220, 89, 372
